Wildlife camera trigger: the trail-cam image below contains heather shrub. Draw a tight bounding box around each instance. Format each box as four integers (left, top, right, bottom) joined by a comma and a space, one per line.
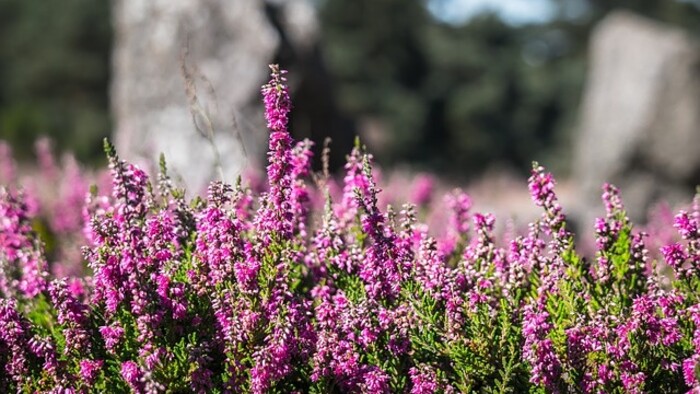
0, 137, 110, 279
0, 65, 699, 393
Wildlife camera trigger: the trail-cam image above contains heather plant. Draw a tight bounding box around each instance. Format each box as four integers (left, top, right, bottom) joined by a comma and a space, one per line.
0, 137, 107, 278
0, 65, 699, 393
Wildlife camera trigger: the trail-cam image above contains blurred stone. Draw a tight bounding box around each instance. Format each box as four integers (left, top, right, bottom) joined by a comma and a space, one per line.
574, 10, 700, 224
112, 0, 321, 193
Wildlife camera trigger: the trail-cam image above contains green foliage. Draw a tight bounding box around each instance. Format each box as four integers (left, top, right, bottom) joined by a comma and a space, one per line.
0, 0, 111, 164
319, 0, 700, 177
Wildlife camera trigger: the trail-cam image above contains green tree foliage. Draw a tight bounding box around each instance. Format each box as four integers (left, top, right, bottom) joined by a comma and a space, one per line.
318, 0, 700, 178
0, 0, 111, 164
1, 0, 699, 174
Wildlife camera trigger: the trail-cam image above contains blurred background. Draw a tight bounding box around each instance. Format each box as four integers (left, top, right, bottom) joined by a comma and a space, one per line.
1, 0, 699, 224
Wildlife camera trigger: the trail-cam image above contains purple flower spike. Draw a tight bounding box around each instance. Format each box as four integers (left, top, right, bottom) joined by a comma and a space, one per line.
261, 64, 291, 133
121, 360, 143, 391
80, 359, 103, 384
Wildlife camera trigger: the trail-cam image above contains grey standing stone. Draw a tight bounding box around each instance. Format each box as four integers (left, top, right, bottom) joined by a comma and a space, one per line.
574, 11, 700, 225
112, 0, 318, 193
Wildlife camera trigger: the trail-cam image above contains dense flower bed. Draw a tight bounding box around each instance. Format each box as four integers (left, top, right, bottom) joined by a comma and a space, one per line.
0, 65, 699, 393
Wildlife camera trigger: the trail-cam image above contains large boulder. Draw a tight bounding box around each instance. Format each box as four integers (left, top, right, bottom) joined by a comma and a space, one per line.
574, 11, 700, 224
111, 0, 322, 193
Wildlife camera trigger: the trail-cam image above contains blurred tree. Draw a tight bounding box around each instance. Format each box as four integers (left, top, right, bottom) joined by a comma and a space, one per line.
0, 0, 111, 164
318, 0, 431, 163
0, 0, 698, 175
318, 0, 700, 179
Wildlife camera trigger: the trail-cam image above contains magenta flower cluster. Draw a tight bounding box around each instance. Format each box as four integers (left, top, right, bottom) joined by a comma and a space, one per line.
1, 65, 700, 393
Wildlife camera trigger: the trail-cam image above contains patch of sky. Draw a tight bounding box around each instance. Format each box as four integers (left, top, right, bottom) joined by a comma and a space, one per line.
427, 0, 579, 26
